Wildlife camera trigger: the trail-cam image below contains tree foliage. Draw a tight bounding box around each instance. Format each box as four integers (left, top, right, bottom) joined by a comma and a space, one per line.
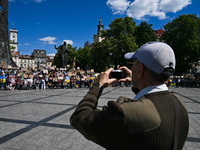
76, 47, 93, 70
91, 17, 138, 71
163, 14, 200, 75
52, 49, 62, 68
10, 46, 16, 52
91, 39, 112, 72
67, 45, 77, 68
135, 21, 157, 47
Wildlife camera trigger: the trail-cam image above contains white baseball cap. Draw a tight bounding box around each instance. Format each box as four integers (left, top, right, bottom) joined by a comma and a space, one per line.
124, 41, 176, 77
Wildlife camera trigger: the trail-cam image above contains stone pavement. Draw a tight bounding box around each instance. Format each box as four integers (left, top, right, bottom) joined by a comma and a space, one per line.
0, 86, 199, 150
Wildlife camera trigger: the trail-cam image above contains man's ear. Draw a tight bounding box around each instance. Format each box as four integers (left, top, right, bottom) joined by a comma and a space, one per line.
137, 63, 145, 79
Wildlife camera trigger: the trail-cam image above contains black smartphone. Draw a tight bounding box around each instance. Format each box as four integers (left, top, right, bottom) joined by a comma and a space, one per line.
109, 70, 124, 79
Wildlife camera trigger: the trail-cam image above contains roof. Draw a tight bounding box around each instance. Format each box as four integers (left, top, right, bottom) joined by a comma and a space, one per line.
46, 56, 54, 62
19, 55, 34, 60
154, 28, 165, 38
11, 51, 20, 57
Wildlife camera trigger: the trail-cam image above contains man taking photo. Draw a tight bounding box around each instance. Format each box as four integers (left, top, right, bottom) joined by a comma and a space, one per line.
70, 41, 189, 150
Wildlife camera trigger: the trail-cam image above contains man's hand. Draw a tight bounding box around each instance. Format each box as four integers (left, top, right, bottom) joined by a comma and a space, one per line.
98, 68, 117, 88
118, 66, 132, 83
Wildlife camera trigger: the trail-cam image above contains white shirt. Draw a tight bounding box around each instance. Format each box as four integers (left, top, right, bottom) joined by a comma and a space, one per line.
133, 84, 168, 100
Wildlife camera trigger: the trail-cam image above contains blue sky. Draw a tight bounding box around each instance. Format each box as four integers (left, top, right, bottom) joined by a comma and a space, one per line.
8, 0, 200, 55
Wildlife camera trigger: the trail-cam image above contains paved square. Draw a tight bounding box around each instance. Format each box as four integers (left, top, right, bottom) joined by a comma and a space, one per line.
0, 87, 199, 150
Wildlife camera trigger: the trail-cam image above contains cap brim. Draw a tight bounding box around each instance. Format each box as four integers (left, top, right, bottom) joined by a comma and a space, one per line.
124, 52, 136, 60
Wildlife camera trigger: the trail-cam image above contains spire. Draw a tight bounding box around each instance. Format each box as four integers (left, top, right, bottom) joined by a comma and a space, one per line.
99, 16, 102, 25
97, 17, 104, 36
12, 23, 15, 29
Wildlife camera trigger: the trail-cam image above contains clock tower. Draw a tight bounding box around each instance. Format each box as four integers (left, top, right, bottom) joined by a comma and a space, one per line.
10, 27, 18, 51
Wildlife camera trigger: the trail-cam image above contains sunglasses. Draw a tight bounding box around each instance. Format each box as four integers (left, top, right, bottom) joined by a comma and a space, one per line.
127, 62, 139, 69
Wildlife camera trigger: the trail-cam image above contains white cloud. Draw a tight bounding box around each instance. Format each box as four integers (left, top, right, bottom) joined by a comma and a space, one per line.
106, 0, 131, 14
9, 0, 46, 3
63, 40, 73, 45
47, 53, 55, 57
33, 0, 46, 3
39, 36, 57, 44
24, 43, 30, 45
105, 26, 110, 29
159, 0, 192, 13
107, 0, 192, 20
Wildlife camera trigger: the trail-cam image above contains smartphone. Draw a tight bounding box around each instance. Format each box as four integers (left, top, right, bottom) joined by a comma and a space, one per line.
109, 70, 124, 80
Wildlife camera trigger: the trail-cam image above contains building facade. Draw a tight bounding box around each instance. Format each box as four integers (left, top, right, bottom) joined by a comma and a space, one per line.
46, 55, 54, 68
32, 49, 47, 68
11, 51, 20, 67
19, 55, 35, 69
10, 28, 18, 52
9, 27, 49, 69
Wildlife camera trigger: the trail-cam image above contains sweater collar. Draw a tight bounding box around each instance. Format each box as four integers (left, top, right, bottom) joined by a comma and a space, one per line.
133, 84, 168, 100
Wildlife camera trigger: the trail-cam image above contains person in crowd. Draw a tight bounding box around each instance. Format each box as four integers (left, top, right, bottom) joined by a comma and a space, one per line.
15, 74, 20, 90
34, 75, 40, 90
18, 75, 24, 90
40, 77, 45, 90
70, 42, 189, 150
45, 74, 49, 89
26, 75, 31, 90
0, 71, 6, 90
70, 75, 76, 88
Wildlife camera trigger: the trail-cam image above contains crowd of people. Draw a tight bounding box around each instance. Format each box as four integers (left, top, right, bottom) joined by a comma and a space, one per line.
1, 67, 200, 92
0, 67, 97, 91
0, 67, 129, 91
168, 76, 200, 87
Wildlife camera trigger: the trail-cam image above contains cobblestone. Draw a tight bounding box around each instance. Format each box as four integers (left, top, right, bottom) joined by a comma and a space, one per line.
0, 87, 199, 149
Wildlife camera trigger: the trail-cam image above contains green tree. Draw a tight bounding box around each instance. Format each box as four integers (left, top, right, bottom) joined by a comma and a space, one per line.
67, 44, 77, 68
91, 40, 112, 72
52, 49, 62, 68
163, 14, 200, 75
135, 21, 157, 47
76, 47, 93, 70
10, 46, 16, 52
92, 17, 138, 71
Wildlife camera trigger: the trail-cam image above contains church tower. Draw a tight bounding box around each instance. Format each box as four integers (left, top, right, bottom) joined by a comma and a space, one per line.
93, 17, 104, 43
10, 26, 18, 51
